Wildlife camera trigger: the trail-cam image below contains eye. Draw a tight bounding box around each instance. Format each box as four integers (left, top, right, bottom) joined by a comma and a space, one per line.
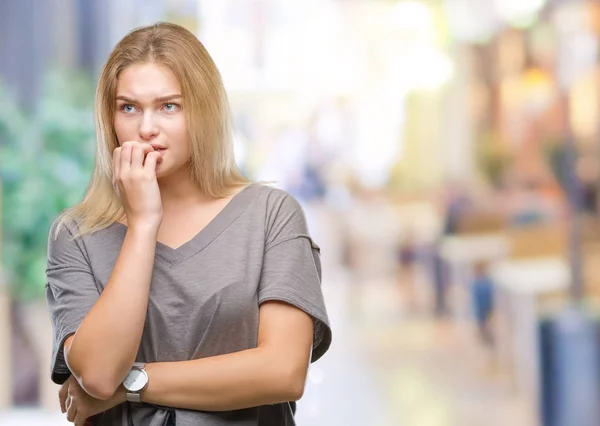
120, 104, 137, 113
163, 103, 180, 112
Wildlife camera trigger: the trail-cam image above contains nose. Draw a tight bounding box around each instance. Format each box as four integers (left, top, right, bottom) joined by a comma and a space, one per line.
138, 110, 159, 141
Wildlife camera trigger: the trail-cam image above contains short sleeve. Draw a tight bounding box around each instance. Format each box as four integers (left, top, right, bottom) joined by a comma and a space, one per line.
258, 193, 332, 362
45, 219, 100, 384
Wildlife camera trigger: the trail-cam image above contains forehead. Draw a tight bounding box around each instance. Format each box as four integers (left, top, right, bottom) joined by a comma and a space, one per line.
116, 63, 181, 99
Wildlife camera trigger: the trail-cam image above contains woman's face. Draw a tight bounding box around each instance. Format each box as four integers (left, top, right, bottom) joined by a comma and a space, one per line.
113, 62, 190, 179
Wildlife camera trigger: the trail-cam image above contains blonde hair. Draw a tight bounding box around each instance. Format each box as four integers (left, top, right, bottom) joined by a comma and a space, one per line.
57, 22, 248, 238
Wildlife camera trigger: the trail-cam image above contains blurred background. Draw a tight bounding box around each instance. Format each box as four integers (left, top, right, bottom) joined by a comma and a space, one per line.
2, 0, 600, 425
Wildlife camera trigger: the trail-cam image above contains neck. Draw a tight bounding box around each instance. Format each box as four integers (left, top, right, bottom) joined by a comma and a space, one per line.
157, 168, 213, 211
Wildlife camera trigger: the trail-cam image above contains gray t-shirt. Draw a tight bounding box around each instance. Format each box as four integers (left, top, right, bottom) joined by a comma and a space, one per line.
45, 183, 332, 426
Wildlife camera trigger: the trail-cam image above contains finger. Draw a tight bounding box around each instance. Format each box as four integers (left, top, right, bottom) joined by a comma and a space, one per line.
143, 151, 162, 172
120, 142, 134, 170
74, 410, 89, 426
66, 398, 77, 422
59, 384, 69, 413
59, 378, 71, 414
65, 394, 73, 415
132, 144, 153, 169
113, 147, 121, 186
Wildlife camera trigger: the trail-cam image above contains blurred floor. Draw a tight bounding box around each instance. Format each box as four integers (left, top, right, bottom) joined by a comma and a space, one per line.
0, 203, 533, 426
297, 272, 532, 426
297, 203, 533, 426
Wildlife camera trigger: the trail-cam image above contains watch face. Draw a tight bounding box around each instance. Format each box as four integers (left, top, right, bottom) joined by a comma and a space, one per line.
123, 368, 148, 392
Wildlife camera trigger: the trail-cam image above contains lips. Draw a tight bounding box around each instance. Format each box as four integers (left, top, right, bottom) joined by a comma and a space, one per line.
149, 143, 167, 152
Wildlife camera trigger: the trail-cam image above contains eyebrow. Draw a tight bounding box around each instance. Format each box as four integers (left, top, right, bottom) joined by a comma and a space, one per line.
116, 94, 182, 103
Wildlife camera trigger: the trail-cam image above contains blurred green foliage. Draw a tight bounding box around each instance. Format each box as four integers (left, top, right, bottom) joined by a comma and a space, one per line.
477, 130, 513, 188
0, 70, 96, 301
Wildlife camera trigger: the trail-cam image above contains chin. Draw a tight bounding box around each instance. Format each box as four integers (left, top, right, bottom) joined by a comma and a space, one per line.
155, 169, 169, 179
155, 163, 182, 180
155, 164, 169, 179
155, 159, 189, 181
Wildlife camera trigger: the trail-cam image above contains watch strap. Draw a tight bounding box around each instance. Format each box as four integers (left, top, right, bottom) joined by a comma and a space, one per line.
127, 391, 142, 403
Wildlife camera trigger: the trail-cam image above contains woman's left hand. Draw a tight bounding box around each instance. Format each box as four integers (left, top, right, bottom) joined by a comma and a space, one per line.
59, 376, 126, 426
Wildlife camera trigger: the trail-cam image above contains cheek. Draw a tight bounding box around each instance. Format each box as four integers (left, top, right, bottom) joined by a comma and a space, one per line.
113, 117, 136, 142
171, 117, 187, 138
168, 118, 190, 153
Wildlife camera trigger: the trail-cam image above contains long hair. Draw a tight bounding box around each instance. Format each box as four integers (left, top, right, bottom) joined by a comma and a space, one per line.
56, 22, 248, 238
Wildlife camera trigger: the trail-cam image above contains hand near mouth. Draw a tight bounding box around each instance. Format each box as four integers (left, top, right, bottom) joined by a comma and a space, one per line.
113, 141, 164, 230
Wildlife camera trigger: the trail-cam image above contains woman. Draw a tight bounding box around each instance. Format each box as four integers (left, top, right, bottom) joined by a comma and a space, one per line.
45, 22, 331, 426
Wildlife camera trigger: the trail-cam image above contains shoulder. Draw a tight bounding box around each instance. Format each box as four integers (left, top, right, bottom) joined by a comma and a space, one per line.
250, 184, 310, 244
47, 213, 86, 255
253, 183, 302, 211
49, 214, 75, 242
251, 183, 304, 217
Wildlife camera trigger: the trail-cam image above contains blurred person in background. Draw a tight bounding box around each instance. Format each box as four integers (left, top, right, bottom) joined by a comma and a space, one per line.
441, 182, 472, 236
430, 182, 473, 317
470, 261, 495, 346
45, 22, 331, 426
577, 155, 600, 218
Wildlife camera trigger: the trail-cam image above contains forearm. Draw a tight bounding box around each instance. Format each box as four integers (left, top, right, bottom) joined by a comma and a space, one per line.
142, 347, 307, 411
108, 385, 128, 407
66, 225, 158, 399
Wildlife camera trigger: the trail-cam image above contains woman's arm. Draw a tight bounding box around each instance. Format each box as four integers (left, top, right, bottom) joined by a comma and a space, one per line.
65, 224, 158, 400
64, 142, 163, 400
141, 301, 314, 411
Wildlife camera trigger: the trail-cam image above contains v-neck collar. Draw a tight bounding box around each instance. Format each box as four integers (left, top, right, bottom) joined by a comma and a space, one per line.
111, 183, 260, 268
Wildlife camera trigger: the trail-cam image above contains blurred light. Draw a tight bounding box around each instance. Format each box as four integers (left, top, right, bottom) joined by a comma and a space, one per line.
551, 2, 589, 34
389, 1, 433, 31
569, 70, 600, 139
385, 1, 454, 91
521, 68, 555, 115
557, 32, 598, 89
390, 48, 454, 91
444, 0, 500, 43
353, 90, 404, 188
494, 0, 547, 28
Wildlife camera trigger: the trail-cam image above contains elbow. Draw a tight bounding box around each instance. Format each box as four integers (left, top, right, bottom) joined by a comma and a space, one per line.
65, 340, 121, 400
280, 362, 308, 402
67, 356, 120, 400
265, 346, 310, 402
79, 373, 119, 400
287, 380, 305, 402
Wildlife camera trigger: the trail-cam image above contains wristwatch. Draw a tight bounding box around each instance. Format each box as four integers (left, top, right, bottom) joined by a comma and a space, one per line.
123, 362, 149, 403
